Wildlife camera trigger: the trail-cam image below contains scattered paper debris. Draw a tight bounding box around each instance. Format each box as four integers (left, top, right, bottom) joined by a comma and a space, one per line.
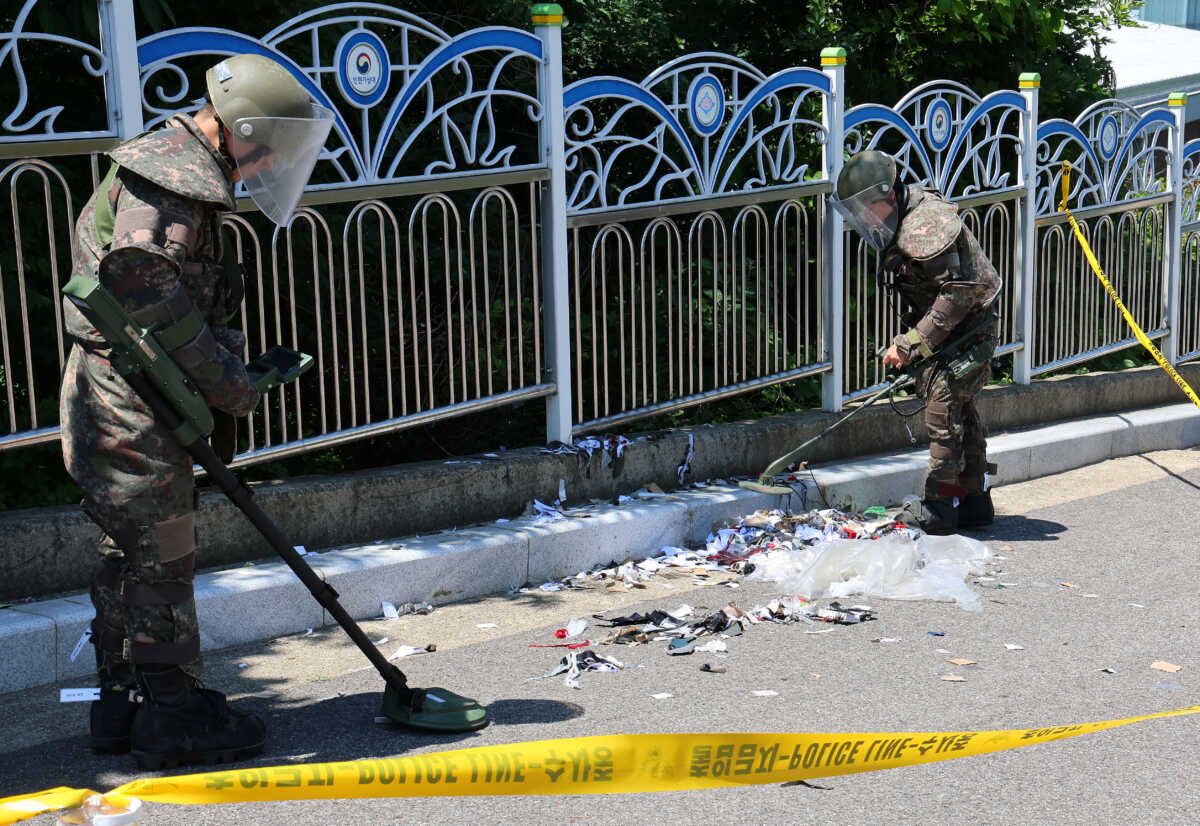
947, 658, 976, 666
303, 628, 314, 636
381, 601, 399, 619
371, 637, 389, 646
476, 623, 499, 629
1059, 582, 1079, 589
939, 675, 967, 682
237, 663, 248, 669
1082, 594, 1099, 599
695, 639, 727, 654
1004, 644, 1024, 651
1100, 667, 1116, 674
935, 648, 951, 654
389, 644, 435, 660
751, 690, 778, 697
1151, 661, 1182, 673
294, 545, 308, 556
1129, 603, 1145, 608
928, 631, 946, 637
872, 637, 903, 643
60, 687, 102, 703
651, 692, 673, 700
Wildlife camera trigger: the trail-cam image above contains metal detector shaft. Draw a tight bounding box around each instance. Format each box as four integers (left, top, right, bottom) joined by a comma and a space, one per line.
755, 373, 914, 482
122, 369, 409, 697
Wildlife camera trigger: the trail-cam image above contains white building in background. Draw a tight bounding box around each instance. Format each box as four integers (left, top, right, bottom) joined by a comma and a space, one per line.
1105, 2, 1200, 138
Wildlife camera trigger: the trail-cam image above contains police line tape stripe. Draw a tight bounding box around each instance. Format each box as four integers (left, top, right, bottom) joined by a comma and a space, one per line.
2, 704, 1198, 823
1058, 166, 1200, 411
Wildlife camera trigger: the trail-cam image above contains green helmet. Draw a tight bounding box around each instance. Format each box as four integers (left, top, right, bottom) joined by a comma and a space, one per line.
831, 150, 901, 251
205, 53, 313, 133
835, 150, 897, 202
204, 54, 335, 227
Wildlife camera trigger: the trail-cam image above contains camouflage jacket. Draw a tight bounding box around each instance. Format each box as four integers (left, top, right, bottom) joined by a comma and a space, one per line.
63, 115, 260, 417
884, 185, 1002, 362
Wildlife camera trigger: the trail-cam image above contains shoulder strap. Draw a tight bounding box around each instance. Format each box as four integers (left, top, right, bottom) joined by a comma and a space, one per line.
92, 163, 121, 248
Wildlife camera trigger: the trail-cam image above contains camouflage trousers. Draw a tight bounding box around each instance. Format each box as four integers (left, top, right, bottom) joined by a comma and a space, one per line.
60, 343, 202, 681
915, 359, 990, 501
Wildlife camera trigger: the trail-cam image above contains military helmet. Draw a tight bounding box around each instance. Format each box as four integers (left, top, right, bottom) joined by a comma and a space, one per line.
203, 54, 335, 227
835, 150, 897, 202
831, 150, 902, 251
205, 54, 313, 137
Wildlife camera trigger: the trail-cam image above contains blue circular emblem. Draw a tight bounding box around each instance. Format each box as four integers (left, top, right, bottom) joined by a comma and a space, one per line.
1098, 115, 1119, 159
688, 74, 725, 137
335, 30, 389, 109
926, 99, 953, 151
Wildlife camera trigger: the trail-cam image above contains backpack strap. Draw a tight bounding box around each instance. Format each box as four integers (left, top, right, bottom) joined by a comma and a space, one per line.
92, 163, 121, 248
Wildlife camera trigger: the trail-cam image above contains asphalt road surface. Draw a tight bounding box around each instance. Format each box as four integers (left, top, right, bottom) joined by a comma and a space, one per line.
5, 448, 1199, 825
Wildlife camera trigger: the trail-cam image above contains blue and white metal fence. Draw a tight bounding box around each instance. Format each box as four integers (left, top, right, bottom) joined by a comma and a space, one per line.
0, 0, 1195, 470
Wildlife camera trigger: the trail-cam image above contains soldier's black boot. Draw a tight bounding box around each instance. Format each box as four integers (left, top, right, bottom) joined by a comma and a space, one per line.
131, 665, 266, 770
90, 681, 139, 754
958, 490, 994, 529
919, 497, 960, 536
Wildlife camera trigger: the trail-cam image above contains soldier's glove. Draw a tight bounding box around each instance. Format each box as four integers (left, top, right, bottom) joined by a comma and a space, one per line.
212, 326, 247, 357
881, 244, 906, 275
210, 409, 237, 464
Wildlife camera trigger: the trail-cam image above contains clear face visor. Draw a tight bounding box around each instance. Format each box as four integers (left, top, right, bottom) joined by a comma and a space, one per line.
228, 103, 334, 227
830, 185, 899, 251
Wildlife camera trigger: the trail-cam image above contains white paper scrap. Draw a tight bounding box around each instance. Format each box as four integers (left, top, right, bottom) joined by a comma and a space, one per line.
1004, 643, 1025, 650
60, 687, 101, 703
476, 623, 499, 629
565, 618, 588, 638
389, 645, 426, 660
294, 545, 308, 556
650, 692, 673, 700
751, 690, 778, 697
69, 628, 93, 662
382, 601, 399, 619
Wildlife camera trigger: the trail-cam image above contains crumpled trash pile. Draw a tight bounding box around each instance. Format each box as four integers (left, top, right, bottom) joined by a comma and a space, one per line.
530, 506, 994, 687
736, 508, 994, 611
533, 597, 874, 688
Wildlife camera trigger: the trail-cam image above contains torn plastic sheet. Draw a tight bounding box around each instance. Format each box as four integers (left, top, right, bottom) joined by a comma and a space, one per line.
748, 533, 992, 611
532, 648, 624, 689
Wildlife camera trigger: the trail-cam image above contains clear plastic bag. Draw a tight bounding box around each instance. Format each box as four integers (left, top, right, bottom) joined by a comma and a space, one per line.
747, 533, 992, 611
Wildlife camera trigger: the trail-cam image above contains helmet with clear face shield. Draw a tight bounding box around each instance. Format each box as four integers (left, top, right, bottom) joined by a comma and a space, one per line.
830, 150, 900, 251
205, 54, 334, 227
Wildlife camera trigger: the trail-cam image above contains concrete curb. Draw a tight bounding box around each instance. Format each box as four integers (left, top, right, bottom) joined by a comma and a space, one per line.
4, 401, 1198, 695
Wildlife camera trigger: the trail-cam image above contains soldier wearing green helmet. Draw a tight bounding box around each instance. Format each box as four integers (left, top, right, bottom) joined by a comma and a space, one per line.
831, 150, 1002, 535
59, 53, 333, 770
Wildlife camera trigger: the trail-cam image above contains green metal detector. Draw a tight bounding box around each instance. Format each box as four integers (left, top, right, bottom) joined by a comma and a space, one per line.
740, 312, 1000, 496
739, 372, 916, 495
64, 277, 488, 733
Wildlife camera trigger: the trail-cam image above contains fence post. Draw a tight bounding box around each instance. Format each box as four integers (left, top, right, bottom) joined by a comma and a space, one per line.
820, 47, 845, 413
532, 4, 573, 443
1013, 72, 1039, 384
1162, 91, 1186, 365
97, 0, 144, 139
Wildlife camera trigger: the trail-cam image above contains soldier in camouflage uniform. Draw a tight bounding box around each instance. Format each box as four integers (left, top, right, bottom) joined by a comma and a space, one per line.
832, 150, 1001, 535
60, 54, 332, 769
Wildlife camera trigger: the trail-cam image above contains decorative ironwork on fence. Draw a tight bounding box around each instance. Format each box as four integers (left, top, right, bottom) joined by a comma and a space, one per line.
0, 0, 1195, 474
562, 52, 831, 430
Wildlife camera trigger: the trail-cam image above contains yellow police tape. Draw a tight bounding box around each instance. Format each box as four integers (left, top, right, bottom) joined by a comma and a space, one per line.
3, 704, 1198, 824
1058, 162, 1200, 410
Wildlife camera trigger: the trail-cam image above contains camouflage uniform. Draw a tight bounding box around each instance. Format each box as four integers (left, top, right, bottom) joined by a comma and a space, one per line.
60, 114, 260, 682
884, 186, 1002, 500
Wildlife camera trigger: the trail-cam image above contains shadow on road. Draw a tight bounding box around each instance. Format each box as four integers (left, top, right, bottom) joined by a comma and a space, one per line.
967, 514, 1067, 542
485, 698, 585, 726
1138, 455, 1200, 493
